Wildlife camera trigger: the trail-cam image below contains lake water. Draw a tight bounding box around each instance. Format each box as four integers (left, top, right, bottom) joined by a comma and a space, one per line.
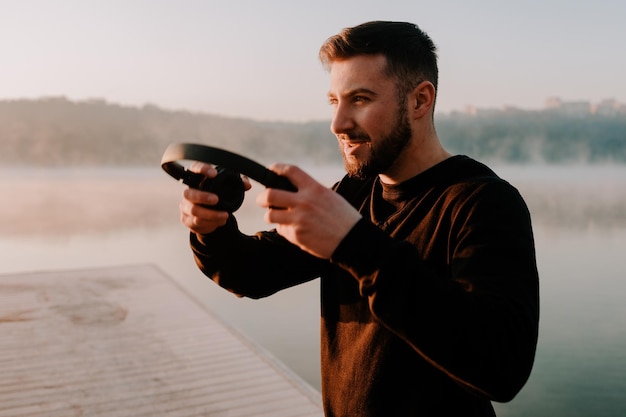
1, 164, 625, 417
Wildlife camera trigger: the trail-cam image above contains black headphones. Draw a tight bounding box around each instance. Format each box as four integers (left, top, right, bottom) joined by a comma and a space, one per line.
161, 143, 296, 212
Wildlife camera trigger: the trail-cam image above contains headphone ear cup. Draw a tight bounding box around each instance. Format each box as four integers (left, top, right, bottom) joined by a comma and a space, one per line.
199, 167, 245, 212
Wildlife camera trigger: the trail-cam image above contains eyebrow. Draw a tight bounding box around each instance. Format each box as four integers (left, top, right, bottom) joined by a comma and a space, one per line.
327, 87, 378, 99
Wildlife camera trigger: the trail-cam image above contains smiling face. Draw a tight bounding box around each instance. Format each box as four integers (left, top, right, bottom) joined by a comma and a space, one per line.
328, 54, 413, 179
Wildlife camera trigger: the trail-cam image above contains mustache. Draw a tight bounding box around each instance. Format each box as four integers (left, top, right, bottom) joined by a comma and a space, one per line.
336, 132, 370, 142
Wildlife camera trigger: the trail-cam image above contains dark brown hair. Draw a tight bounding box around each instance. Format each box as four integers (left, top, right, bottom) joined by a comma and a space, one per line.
319, 21, 439, 100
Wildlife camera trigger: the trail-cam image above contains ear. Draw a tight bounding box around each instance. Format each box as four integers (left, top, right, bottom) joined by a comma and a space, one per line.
409, 81, 436, 120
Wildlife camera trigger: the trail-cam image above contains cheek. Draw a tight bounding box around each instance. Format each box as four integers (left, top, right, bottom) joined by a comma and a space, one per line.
358, 106, 395, 136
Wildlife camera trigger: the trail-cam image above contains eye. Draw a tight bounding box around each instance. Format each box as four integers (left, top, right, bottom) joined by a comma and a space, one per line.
353, 95, 369, 104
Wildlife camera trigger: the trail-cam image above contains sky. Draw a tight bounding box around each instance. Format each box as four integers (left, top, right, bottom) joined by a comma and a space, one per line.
1, 0, 625, 122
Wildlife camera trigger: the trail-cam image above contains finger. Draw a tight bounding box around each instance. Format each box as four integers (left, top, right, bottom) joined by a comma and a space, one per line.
263, 205, 295, 225
241, 175, 253, 191
189, 204, 229, 224
189, 161, 217, 176
256, 189, 270, 208
183, 187, 219, 207
267, 164, 315, 190
255, 187, 297, 211
183, 211, 228, 234
180, 197, 229, 233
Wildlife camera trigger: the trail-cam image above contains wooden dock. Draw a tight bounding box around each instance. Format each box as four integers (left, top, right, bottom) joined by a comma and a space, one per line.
0, 264, 323, 416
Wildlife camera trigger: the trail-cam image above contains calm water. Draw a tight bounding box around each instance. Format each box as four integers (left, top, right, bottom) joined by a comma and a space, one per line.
2, 164, 626, 417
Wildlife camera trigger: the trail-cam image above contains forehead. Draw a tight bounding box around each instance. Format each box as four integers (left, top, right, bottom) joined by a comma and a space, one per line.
328, 54, 395, 95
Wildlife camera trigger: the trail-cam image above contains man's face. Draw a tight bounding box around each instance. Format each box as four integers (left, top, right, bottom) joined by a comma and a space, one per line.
328, 54, 412, 179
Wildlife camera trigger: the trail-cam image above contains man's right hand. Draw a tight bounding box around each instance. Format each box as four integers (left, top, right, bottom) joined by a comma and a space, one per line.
179, 162, 250, 234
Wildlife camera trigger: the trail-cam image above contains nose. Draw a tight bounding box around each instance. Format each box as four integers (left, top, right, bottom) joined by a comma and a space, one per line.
330, 102, 355, 136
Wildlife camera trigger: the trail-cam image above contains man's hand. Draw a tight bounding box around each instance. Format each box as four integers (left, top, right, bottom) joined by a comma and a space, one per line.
256, 164, 362, 259
179, 162, 251, 235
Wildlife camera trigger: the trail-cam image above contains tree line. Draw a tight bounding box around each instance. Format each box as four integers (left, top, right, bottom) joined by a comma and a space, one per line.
2, 97, 625, 167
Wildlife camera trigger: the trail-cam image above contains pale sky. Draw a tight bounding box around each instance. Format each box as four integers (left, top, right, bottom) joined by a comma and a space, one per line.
1, 0, 624, 122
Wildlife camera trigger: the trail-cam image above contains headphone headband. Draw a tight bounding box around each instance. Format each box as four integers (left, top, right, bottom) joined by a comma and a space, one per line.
161, 143, 296, 191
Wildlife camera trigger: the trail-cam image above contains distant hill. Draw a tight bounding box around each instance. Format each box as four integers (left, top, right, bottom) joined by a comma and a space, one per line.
0, 97, 341, 167
437, 109, 626, 164
2, 97, 625, 166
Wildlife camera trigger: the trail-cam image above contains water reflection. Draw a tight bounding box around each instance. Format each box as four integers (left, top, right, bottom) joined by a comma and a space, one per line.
2, 165, 626, 416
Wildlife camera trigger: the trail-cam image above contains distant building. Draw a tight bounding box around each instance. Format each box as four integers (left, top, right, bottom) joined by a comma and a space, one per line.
544, 97, 563, 109
593, 99, 621, 116
545, 97, 591, 117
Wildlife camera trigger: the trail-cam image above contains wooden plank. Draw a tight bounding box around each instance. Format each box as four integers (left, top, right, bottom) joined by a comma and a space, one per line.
0, 264, 323, 417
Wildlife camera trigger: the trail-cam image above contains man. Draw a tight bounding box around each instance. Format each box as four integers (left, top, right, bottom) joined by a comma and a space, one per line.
179, 21, 539, 416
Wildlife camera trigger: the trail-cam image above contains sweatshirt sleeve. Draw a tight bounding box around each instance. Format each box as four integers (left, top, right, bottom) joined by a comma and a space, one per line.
191, 215, 325, 299
330, 181, 540, 403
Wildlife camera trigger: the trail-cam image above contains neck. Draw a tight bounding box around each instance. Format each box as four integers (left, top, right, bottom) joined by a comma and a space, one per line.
378, 132, 451, 185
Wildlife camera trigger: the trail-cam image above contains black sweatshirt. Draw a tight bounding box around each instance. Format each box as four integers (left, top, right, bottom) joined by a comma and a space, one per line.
191, 155, 540, 417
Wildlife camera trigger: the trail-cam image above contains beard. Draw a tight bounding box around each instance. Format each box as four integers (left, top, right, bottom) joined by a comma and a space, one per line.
340, 107, 412, 179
